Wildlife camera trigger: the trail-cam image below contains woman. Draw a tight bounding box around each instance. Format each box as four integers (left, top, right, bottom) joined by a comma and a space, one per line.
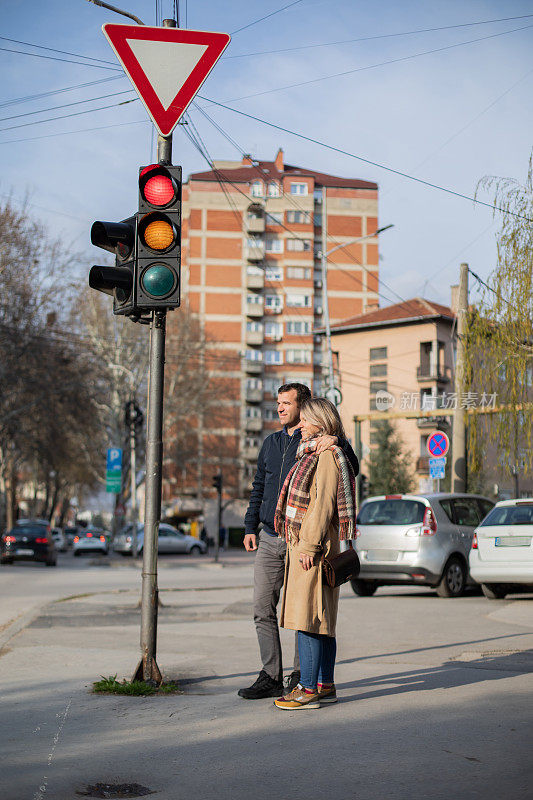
274, 397, 356, 710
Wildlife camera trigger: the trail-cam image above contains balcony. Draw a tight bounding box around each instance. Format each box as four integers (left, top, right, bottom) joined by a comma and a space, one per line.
245, 388, 263, 403
245, 417, 263, 432
243, 358, 263, 375
247, 216, 265, 234
416, 416, 451, 429
416, 365, 452, 383
246, 269, 265, 290
246, 329, 263, 346
245, 241, 265, 261
242, 445, 260, 461
416, 456, 430, 474
246, 300, 264, 318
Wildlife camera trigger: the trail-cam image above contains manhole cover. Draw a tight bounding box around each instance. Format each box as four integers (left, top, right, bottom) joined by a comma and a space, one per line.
77, 783, 156, 798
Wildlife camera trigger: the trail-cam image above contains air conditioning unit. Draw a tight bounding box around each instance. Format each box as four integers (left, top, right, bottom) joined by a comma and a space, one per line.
314, 279, 323, 289
314, 335, 322, 344
314, 306, 323, 315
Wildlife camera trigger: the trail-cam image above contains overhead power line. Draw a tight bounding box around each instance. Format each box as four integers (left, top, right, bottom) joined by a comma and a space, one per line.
221, 23, 533, 103
0, 98, 137, 133
231, 0, 303, 35
197, 96, 533, 223
0, 90, 135, 123
0, 76, 124, 109
226, 13, 533, 58
0, 35, 118, 66
0, 44, 121, 70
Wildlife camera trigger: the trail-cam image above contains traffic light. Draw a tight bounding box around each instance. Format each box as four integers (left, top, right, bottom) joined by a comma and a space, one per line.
136, 164, 181, 310
360, 473, 369, 500
124, 400, 143, 429
212, 474, 222, 492
89, 216, 137, 316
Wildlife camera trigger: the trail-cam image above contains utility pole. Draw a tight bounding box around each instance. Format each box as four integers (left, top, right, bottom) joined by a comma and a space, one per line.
321, 187, 336, 398
451, 263, 468, 492
213, 471, 223, 563
354, 417, 362, 507
132, 15, 176, 686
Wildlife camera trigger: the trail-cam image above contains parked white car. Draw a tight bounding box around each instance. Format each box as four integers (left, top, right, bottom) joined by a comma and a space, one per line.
73, 529, 109, 556
51, 527, 67, 552
469, 498, 533, 599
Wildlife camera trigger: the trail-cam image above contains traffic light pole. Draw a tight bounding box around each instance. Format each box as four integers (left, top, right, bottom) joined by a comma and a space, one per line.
214, 471, 223, 563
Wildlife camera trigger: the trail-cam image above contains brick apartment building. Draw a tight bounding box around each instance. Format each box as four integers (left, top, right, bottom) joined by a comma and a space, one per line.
166, 148, 379, 498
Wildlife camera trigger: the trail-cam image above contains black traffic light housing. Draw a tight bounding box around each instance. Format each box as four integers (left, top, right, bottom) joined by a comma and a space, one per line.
89, 216, 137, 316
212, 474, 222, 492
360, 473, 369, 500
136, 164, 181, 311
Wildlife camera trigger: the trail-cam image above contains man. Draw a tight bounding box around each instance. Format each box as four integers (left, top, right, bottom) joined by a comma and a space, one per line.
239, 383, 359, 699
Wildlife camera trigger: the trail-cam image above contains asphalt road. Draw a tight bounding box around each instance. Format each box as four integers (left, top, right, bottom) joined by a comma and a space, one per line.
1, 549, 532, 800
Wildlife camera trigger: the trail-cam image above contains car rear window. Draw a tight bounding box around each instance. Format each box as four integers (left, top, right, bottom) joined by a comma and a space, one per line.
480, 505, 533, 526
358, 499, 426, 525
9, 525, 46, 537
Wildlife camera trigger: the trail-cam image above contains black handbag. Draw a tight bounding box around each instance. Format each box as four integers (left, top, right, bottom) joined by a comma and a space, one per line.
322, 541, 360, 588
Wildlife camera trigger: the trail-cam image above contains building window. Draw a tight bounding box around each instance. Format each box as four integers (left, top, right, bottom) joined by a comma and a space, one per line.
245, 349, 262, 362
250, 181, 263, 197
265, 320, 282, 339
245, 406, 261, 419
264, 350, 283, 365
286, 349, 312, 364
246, 293, 262, 305
246, 377, 262, 390
246, 236, 263, 249
286, 210, 311, 224
246, 321, 262, 333
286, 320, 311, 335
265, 211, 283, 225
267, 182, 281, 197
286, 238, 311, 251
265, 265, 283, 281
313, 212, 322, 227
369, 364, 387, 377
263, 407, 278, 421
370, 346, 387, 361
286, 293, 311, 308
245, 435, 259, 449
370, 381, 387, 394
265, 294, 283, 310
264, 377, 280, 395
287, 266, 311, 280
290, 183, 308, 195
285, 376, 311, 388
313, 351, 323, 365
265, 236, 283, 253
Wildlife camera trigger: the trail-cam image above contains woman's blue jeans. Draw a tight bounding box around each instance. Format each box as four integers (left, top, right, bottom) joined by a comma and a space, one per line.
298, 631, 336, 692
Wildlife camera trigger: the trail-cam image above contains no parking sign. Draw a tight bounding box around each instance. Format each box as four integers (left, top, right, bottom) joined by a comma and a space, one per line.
426, 431, 449, 458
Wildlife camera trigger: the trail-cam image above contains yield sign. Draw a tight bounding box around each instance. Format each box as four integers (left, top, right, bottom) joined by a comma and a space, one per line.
103, 25, 231, 136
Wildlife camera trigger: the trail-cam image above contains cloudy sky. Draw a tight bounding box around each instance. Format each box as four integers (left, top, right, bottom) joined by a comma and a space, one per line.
1, 0, 532, 309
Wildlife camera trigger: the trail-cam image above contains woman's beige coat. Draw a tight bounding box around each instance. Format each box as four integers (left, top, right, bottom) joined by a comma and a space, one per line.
279, 449, 340, 636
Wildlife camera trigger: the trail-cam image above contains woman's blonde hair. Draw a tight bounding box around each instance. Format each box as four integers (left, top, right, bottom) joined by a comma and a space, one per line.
300, 397, 345, 439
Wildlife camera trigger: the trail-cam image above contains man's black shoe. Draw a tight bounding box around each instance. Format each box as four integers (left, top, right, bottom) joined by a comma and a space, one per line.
238, 670, 283, 699
285, 670, 301, 693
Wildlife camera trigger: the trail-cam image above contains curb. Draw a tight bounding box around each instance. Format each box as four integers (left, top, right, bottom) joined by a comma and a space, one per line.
0, 603, 48, 653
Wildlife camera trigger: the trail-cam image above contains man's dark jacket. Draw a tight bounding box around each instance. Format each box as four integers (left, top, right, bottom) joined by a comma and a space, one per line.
244, 427, 359, 538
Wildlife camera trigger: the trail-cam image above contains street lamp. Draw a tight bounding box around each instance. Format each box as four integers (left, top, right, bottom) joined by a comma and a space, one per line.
318, 193, 393, 404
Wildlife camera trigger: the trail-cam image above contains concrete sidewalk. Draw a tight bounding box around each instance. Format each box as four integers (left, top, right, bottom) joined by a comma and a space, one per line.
2, 566, 532, 800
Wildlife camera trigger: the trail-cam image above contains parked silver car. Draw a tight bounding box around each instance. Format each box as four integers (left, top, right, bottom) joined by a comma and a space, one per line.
351, 493, 494, 597
113, 522, 206, 557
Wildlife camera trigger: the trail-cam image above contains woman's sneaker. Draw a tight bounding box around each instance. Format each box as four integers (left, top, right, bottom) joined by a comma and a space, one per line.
274, 684, 320, 710
317, 683, 338, 704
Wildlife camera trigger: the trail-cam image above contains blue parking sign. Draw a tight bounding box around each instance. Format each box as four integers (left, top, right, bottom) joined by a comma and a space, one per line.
106, 448, 122, 471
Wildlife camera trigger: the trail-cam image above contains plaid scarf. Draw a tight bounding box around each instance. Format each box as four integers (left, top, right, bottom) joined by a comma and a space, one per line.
274, 437, 356, 545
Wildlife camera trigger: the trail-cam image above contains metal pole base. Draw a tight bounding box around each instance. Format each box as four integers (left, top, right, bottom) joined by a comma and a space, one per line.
132, 655, 162, 686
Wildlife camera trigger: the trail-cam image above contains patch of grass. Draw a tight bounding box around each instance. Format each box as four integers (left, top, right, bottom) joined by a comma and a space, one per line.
93, 675, 181, 696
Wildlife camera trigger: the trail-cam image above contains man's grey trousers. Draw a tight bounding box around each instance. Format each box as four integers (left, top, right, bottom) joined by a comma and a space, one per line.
253, 531, 299, 682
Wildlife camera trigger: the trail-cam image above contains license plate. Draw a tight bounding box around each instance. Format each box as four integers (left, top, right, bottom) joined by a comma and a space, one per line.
15, 548, 34, 555
366, 549, 399, 562
495, 537, 532, 547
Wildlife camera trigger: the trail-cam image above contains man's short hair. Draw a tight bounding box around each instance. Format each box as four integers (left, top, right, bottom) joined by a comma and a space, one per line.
277, 383, 312, 406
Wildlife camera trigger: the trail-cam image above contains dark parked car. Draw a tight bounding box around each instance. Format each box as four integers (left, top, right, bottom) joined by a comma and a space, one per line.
1, 521, 57, 566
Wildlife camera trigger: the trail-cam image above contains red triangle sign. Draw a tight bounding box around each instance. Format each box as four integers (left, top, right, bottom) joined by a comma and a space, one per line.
103, 25, 231, 136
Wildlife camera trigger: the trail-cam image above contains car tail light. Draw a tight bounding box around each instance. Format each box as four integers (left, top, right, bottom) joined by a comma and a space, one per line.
74, 536, 79, 543
421, 507, 437, 536
87, 532, 93, 538
385, 494, 402, 500
3, 535, 15, 543
125, 535, 132, 543
472, 532, 478, 549
100, 536, 106, 542
35, 537, 48, 544
354, 526, 360, 539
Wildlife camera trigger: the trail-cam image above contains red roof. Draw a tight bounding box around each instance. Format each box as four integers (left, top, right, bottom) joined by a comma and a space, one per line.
188, 160, 377, 190
331, 298, 455, 332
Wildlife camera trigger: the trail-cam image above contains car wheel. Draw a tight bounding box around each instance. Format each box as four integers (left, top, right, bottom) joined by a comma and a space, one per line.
1, 558, 13, 565
73, 551, 81, 557
436, 557, 466, 598
190, 545, 201, 555
481, 583, 508, 600
350, 579, 379, 596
